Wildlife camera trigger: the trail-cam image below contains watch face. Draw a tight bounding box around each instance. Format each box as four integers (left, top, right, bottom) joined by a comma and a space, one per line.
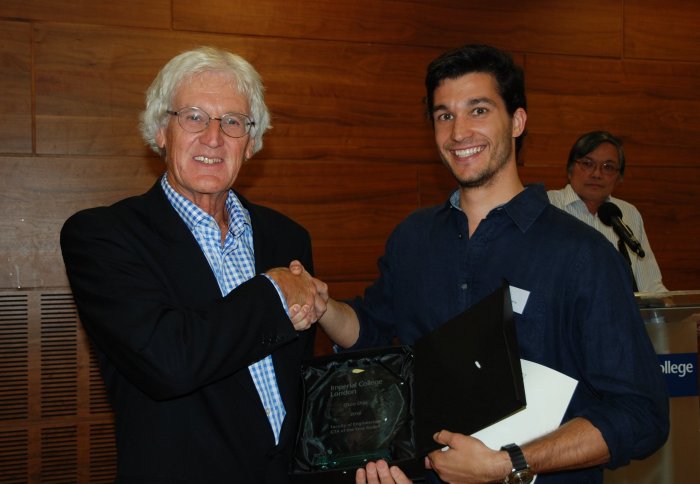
510, 469, 535, 484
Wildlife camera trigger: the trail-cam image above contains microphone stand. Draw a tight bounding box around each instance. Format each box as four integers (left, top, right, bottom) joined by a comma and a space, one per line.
616, 237, 639, 292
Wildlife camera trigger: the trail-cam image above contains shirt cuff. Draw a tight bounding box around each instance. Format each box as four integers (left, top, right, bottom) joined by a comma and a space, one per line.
261, 274, 290, 315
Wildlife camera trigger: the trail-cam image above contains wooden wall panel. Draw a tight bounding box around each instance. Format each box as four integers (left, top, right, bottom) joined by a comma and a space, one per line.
251, 43, 438, 164
174, 0, 623, 57
233, 159, 422, 282
417, 162, 455, 207
0, 21, 32, 154
33, 24, 438, 162
33, 25, 176, 156
524, 54, 700, 168
0, 156, 162, 289
626, 0, 700, 62
612, 166, 700, 291
0, 0, 171, 30
0, 290, 115, 483
0, 429, 28, 482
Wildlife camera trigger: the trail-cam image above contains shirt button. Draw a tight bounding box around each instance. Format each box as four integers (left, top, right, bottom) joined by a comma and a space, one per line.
460, 283, 468, 290
457, 233, 463, 239
266, 408, 271, 416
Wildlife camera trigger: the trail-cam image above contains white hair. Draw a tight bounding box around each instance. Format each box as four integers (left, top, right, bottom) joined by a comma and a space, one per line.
139, 46, 271, 156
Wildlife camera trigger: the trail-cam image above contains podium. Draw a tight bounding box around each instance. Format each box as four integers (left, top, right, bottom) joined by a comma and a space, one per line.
605, 291, 700, 483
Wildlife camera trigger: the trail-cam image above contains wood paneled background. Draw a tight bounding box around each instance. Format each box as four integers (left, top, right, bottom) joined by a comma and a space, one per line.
1, 1, 699, 482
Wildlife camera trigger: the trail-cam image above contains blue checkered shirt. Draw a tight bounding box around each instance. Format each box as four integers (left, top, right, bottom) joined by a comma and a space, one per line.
161, 175, 286, 444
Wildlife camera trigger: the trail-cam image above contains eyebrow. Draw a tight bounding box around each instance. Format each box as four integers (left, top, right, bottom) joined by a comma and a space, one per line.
433, 97, 498, 113
581, 156, 618, 165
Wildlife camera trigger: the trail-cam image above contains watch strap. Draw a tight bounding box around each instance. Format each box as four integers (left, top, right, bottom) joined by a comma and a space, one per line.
501, 443, 528, 472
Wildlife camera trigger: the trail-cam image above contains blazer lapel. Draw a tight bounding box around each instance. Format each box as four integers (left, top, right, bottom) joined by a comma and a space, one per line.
144, 181, 221, 295
144, 181, 265, 404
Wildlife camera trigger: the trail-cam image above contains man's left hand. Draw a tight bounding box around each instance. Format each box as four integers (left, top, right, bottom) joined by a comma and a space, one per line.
355, 459, 413, 484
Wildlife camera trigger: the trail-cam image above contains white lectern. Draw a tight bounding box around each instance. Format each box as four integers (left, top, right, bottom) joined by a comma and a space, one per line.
605, 291, 700, 483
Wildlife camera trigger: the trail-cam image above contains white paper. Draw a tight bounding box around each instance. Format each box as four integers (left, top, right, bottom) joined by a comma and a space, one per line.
471, 359, 577, 447
467, 360, 577, 483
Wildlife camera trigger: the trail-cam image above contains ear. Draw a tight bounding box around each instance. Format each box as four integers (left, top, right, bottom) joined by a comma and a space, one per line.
244, 142, 254, 161
511, 108, 527, 138
155, 127, 166, 151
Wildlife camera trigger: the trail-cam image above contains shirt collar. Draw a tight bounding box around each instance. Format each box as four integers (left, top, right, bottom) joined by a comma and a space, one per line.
160, 174, 251, 237
562, 183, 612, 209
504, 184, 549, 233
447, 184, 548, 233
448, 189, 461, 210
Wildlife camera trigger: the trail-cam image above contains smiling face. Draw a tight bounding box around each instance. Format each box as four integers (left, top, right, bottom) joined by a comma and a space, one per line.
156, 71, 254, 213
568, 141, 622, 214
432, 72, 526, 189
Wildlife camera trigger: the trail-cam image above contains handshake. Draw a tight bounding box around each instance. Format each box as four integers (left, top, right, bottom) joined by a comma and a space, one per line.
266, 260, 329, 331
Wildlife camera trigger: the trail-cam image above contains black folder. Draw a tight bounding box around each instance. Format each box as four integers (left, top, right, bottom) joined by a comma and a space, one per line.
290, 283, 526, 483
413, 281, 526, 453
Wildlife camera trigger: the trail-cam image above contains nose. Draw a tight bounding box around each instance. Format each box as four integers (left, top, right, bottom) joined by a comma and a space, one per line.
450, 115, 474, 141
199, 119, 225, 147
589, 163, 604, 178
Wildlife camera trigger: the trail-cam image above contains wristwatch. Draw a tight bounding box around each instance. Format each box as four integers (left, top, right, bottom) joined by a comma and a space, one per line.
500, 443, 534, 484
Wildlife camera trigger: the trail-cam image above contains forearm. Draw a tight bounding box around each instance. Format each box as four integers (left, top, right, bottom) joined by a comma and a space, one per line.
428, 418, 610, 483
522, 417, 610, 474
318, 298, 360, 348
76, 274, 294, 399
62, 216, 292, 397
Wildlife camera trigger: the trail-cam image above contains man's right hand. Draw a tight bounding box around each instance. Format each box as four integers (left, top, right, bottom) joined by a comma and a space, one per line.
265, 261, 327, 331
283, 260, 361, 348
288, 260, 328, 321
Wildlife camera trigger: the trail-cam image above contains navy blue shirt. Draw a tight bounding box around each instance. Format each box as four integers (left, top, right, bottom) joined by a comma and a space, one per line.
349, 184, 668, 483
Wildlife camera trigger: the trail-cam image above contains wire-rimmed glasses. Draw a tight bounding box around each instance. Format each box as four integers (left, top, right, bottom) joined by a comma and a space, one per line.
575, 158, 620, 176
167, 107, 255, 138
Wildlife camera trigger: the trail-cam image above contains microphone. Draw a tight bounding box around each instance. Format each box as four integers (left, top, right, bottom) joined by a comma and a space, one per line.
598, 202, 645, 258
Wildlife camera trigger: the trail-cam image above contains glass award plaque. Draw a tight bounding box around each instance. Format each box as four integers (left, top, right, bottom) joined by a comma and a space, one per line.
290, 347, 416, 483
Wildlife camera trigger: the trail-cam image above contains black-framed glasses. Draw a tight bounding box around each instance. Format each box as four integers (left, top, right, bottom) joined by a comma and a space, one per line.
166, 107, 255, 138
575, 158, 620, 176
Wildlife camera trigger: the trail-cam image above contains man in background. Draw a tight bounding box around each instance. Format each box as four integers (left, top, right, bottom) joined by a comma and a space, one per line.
548, 131, 667, 293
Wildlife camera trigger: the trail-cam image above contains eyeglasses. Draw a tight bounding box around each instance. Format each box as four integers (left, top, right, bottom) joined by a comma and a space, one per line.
575, 158, 620, 176
167, 107, 255, 138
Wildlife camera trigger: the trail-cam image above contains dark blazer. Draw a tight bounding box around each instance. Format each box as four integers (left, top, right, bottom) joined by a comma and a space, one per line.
60, 180, 316, 483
